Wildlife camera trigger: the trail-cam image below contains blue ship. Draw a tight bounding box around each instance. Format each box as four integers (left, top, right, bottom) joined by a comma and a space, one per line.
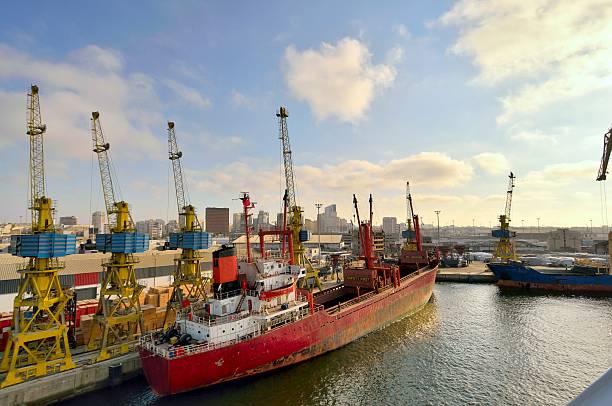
487, 262, 612, 294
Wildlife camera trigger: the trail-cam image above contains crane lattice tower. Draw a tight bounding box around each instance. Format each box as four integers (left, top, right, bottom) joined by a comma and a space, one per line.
87, 111, 148, 362
277, 106, 322, 290
163, 121, 212, 329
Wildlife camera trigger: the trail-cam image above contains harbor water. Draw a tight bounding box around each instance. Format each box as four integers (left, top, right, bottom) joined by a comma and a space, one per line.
62, 283, 612, 405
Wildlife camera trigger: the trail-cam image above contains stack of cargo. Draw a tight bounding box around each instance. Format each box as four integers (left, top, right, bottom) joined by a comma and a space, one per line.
143, 286, 171, 308
1, 283, 189, 350
79, 314, 94, 346
0, 313, 12, 350
75, 285, 180, 345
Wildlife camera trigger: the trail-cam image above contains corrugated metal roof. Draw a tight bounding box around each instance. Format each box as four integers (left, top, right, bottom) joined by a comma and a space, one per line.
232, 234, 343, 245
0, 249, 216, 281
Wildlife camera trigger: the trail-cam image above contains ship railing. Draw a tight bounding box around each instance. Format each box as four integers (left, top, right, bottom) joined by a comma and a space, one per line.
326, 270, 426, 315
213, 289, 242, 300
213, 289, 260, 300
327, 290, 377, 314
139, 329, 262, 360
295, 295, 325, 314
185, 310, 252, 326
260, 305, 313, 331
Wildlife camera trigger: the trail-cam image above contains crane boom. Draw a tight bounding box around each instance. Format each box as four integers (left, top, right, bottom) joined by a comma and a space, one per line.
406, 182, 414, 230
597, 126, 612, 181
167, 122, 187, 214
505, 172, 515, 220
91, 111, 119, 228
27, 85, 47, 228
277, 107, 297, 209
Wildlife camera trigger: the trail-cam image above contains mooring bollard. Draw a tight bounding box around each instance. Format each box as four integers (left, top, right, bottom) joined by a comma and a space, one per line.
109, 363, 123, 387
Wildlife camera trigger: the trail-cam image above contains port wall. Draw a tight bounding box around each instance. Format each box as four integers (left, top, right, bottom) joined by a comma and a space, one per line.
0, 353, 141, 406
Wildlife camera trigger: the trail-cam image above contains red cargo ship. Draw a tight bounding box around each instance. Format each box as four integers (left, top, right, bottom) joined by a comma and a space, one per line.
139, 193, 438, 396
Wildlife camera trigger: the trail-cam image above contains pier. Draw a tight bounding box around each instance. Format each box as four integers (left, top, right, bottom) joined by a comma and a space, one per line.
436, 262, 497, 283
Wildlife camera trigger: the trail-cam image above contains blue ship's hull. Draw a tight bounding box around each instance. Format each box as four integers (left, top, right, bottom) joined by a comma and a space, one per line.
487, 262, 612, 294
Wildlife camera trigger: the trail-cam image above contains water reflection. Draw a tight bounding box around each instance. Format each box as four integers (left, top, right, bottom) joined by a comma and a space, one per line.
62, 284, 611, 406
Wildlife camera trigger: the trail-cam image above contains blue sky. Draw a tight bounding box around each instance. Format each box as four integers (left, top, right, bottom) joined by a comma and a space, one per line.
1, 1, 610, 228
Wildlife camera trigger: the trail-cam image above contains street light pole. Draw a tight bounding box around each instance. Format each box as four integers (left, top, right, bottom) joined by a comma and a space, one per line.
537, 217, 540, 234
435, 210, 441, 246
315, 203, 323, 265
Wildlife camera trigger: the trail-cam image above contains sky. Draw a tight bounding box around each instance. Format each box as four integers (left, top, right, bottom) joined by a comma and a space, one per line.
1, 0, 611, 229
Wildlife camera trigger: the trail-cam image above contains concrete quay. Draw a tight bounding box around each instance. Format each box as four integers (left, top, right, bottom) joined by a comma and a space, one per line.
436, 262, 497, 283
0, 351, 141, 406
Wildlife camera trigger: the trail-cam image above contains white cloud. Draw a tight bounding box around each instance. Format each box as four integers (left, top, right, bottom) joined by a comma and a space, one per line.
0, 43, 163, 160
510, 130, 559, 145
392, 24, 410, 38
188, 151, 474, 221
230, 90, 255, 109
164, 79, 211, 109
386, 47, 404, 65
472, 152, 510, 175
68, 45, 123, 72
440, 0, 612, 123
284, 37, 397, 123
522, 161, 598, 188
0, 90, 22, 149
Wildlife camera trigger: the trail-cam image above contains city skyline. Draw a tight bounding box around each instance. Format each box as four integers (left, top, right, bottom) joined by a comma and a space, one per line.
1, 2, 611, 227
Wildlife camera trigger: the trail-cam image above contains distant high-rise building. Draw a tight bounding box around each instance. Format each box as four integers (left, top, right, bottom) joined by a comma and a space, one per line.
135, 220, 147, 235
276, 212, 285, 228
205, 207, 230, 234
315, 203, 349, 233
135, 219, 165, 239
232, 212, 244, 233
92, 211, 105, 233
382, 217, 398, 236
304, 219, 317, 232
59, 216, 78, 226
165, 219, 180, 236
257, 211, 270, 230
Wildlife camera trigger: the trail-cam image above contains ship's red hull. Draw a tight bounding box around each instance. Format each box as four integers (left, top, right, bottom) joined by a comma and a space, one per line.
139, 267, 437, 396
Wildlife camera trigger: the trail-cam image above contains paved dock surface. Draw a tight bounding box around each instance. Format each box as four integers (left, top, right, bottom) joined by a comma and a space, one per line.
436, 262, 497, 283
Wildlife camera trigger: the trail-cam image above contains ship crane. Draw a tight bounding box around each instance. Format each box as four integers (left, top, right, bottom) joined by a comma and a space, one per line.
163, 122, 211, 329
492, 172, 517, 262
0, 85, 77, 387
277, 107, 322, 290
88, 111, 149, 362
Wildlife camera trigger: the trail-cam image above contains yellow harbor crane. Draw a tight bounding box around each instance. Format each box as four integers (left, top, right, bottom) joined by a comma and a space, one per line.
493, 172, 518, 262
163, 122, 211, 329
0, 85, 76, 387
277, 107, 322, 290
87, 112, 149, 361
